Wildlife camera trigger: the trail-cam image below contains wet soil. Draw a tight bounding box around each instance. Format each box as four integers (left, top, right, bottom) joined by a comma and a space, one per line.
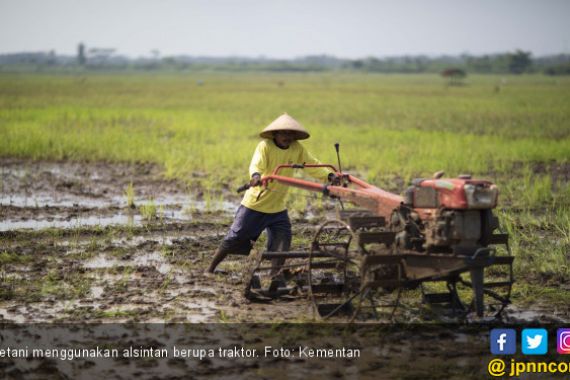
0, 158, 237, 231
0, 158, 568, 379
0, 158, 567, 325
514, 160, 570, 184
0, 158, 318, 324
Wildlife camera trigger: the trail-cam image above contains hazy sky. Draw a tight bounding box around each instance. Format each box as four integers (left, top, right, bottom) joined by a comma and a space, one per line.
0, 0, 568, 58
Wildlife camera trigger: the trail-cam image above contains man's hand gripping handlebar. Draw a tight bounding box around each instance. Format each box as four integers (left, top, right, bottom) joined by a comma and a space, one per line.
236, 173, 262, 193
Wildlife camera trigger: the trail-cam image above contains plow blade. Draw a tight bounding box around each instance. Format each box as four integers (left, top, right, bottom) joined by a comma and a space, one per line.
360, 252, 514, 291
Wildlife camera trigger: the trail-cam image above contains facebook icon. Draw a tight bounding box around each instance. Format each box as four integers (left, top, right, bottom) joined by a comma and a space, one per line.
491, 329, 516, 354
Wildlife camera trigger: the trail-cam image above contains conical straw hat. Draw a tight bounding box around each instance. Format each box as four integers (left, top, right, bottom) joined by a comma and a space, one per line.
259, 113, 310, 140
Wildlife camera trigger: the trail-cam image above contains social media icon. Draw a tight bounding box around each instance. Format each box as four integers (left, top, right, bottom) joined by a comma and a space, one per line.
522, 328, 548, 355
557, 328, 570, 354
490, 329, 516, 354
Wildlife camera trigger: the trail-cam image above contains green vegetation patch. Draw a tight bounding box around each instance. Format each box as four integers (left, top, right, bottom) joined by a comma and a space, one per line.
1, 73, 568, 183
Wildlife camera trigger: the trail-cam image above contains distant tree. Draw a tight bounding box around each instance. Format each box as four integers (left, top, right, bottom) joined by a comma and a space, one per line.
78, 43, 86, 65
466, 55, 492, 73
414, 57, 428, 72
441, 68, 466, 85
507, 50, 532, 74
47, 50, 56, 65
545, 63, 570, 75
87, 48, 115, 67
351, 60, 364, 69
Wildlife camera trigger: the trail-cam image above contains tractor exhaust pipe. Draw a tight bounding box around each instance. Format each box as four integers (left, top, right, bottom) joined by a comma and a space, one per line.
334, 143, 342, 174
334, 143, 345, 210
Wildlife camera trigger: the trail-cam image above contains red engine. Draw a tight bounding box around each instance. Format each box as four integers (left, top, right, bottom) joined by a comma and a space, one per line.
405, 176, 498, 210
396, 175, 500, 254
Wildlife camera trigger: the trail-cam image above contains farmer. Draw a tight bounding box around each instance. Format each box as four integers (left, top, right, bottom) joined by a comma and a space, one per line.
206, 113, 334, 274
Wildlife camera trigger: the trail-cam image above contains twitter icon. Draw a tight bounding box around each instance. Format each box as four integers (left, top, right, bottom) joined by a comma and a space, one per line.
522, 328, 548, 355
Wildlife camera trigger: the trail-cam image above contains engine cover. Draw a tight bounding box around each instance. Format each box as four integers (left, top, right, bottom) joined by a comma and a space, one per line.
407, 177, 498, 210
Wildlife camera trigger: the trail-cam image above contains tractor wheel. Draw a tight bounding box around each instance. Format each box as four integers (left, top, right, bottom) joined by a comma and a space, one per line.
307, 220, 361, 319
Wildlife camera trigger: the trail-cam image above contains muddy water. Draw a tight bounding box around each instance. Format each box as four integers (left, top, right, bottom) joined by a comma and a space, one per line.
0, 158, 235, 231
0, 213, 143, 231
0, 222, 246, 323
0, 159, 321, 324
0, 159, 240, 323
0, 158, 566, 325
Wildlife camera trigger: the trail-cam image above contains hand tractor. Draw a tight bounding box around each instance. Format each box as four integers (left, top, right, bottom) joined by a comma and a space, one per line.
240, 145, 513, 321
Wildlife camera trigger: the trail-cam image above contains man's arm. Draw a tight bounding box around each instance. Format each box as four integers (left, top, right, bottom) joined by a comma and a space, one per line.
299, 145, 333, 181
249, 141, 267, 184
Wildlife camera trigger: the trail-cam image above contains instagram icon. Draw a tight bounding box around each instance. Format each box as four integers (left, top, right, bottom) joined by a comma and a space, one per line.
558, 329, 570, 354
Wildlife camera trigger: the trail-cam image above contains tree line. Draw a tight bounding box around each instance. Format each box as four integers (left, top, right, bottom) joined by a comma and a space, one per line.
1, 45, 569, 75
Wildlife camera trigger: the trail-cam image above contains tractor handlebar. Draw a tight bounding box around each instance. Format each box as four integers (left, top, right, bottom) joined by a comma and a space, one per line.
237, 163, 339, 193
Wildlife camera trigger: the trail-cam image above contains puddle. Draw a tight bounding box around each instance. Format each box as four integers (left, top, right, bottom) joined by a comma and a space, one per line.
0, 305, 28, 323
133, 252, 173, 274
1, 159, 236, 233
90, 286, 105, 298
0, 214, 144, 231
0, 196, 236, 232
84, 256, 123, 269
505, 305, 568, 323
509, 308, 542, 321
184, 299, 219, 323
0, 194, 122, 209
0, 193, 236, 211
0, 205, 236, 231
0, 193, 221, 210
184, 200, 237, 213
83, 252, 174, 274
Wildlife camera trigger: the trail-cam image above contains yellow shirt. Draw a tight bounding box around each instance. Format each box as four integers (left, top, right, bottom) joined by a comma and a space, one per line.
241, 139, 332, 213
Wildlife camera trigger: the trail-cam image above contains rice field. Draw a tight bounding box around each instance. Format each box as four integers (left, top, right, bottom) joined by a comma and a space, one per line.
1, 73, 568, 177
0, 71, 569, 311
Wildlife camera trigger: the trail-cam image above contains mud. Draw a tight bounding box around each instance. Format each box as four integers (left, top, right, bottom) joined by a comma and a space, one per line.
0, 158, 567, 325
0, 158, 234, 231
0, 158, 317, 324
521, 160, 570, 183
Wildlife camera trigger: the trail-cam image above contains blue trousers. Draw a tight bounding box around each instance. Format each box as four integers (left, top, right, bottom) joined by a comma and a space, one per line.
220, 205, 292, 255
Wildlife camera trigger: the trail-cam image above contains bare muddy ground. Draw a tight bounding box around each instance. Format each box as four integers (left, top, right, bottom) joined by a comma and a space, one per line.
0, 158, 320, 324
0, 158, 567, 379
0, 158, 567, 325
0, 158, 235, 231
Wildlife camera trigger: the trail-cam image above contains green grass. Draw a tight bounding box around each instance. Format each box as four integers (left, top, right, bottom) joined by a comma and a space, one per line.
1, 73, 568, 181
124, 182, 135, 209
140, 199, 158, 221
0, 250, 31, 265
0, 72, 568, 282
39, 269, 92, 299
498, 206, 570, 282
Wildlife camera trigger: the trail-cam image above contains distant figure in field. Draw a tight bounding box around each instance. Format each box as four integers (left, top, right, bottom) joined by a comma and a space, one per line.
441, 68, 467, 86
